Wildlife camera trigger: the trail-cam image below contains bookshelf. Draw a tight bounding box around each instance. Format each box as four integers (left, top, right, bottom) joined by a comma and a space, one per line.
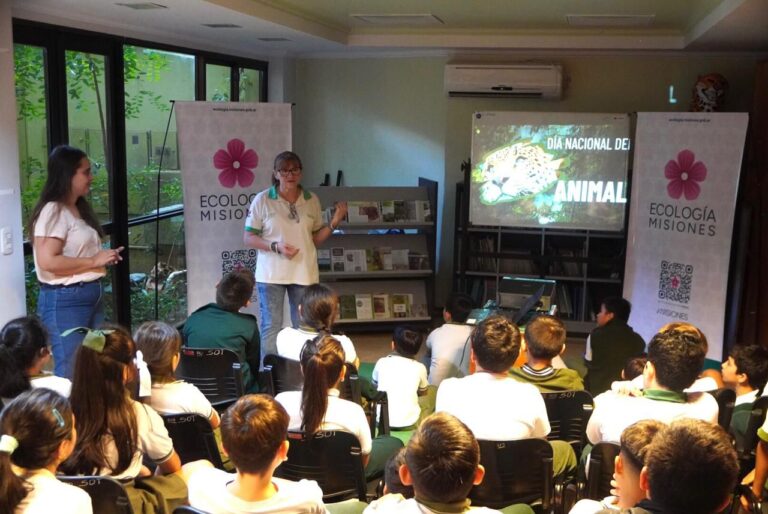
312, 178, 438, 330
453, 181, 626, 334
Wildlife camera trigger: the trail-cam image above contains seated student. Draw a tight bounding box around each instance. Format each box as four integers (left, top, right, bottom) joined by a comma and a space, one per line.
383, 448, 413, 498
423, 293, 474, 386
188, 394, 326, 514
373, 327, 430, 429
134, 321, 220, 428
510, 315, 584, 392
436, 315, 576, 477
722, 344, 768, 447
275, 335, 403, 479
276, 283, 360, 368
584, 297, 645, 396
602, 419, 737, 514
611, 323, 719, 394
0, 388, 92, 514
586, 329, 719, 445
569, 420, 664, 514
183, 269, 260, 392
0, 316, 71, 402
621, 356, 647, 381
61, 324, 209, 514
366, 412, 533, 514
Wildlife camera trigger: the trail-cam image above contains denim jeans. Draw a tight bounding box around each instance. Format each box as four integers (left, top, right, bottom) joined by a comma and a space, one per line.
256, 282, 306, 368
37, 280, 104, 379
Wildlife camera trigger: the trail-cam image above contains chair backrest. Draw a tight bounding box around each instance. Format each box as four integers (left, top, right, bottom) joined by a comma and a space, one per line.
542, 390, 594, 454
707, 388, 737, 430
176, 347, 244, 408
60, 475, 134, 514
733, 396, 768, 479
339, 362, 362, 404
585, 442, 621, 500
469, 438, 553, 510
274, 430, 367, 502
263, 353, 303, 395
162, 413, 224, 469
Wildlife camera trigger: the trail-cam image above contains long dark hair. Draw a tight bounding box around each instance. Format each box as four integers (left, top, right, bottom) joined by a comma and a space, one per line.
0, 389, 75, 514
62, 324, 138, 476
299, 335, 345, 435
300, 284, 338, 333
0, 316, 49, 399
28, 145, 103, 237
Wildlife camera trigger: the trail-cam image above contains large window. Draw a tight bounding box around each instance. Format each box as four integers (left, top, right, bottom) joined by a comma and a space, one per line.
13, 20, 268, 326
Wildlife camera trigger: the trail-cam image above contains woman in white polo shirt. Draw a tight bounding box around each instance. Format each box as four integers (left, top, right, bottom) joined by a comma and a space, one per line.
29, 145, 123, 378
244, 151, 347, 365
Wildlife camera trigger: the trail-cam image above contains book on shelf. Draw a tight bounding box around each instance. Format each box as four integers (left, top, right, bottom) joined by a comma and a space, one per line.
317, 249, 331, 272
393, 200, 408, 222
408, 252, 430, 270
347, 201, 382, 223
390, 293, 412, 318
373, 293, 391, 319
331, 247, 346, 272
344, 249, 367, 272
366, 246, 393, 271
404, 200, 432, 223
391, 249, 410, 270
381, 201, 396, 222
355, 294, 373, 320
339, 295, 357, 320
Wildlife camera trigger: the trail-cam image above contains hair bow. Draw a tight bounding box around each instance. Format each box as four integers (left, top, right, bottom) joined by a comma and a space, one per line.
61, 327, 115, 353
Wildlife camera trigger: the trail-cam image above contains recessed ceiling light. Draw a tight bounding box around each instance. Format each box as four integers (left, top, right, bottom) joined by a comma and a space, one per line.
201, 23, 243, 29
351, 14, 444, 26
566, 14, 655, 27
257, 37, 291, 42
115, 2, 167, 10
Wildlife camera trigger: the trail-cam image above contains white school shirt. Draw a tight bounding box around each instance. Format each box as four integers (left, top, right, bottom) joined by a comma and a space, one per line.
148, 380, 214, 419
188, 468, 327, 514
30, 374, 72, 397
568, 497, 619, 514
586, 389, 719, 445
245, 186, 324, 285
372, 354, 428, 427
436, 372, 550, 440
15, 469, 93, 514
424, 323, 472, 387
615, 375, 720, 394
99, 400, 175, 479
276, 327, 358, 365
275, 388, 372, 455
364, 494, 502, 514
33, 202, 105, 285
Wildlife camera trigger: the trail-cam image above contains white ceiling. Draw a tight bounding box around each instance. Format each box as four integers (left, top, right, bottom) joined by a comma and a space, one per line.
11, 0, 768, 58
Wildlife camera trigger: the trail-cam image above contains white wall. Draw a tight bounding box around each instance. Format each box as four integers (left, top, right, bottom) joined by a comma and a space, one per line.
0, 0, 28, 323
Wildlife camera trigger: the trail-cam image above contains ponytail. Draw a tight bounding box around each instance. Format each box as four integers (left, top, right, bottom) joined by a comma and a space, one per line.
299, 335, 345, 435
299, 284, 338, 334
0, 389, 74, 514
0, 317, 49, 399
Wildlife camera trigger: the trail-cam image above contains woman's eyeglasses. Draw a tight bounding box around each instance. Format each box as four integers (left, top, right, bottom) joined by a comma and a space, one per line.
277, 168, 302, 176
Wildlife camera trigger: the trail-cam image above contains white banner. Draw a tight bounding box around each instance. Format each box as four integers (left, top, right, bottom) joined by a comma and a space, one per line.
623, 112, 748, 361
176, 102, 292, 314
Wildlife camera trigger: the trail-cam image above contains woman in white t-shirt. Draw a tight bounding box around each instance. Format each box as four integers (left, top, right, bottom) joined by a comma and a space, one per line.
61, 325, 209, 514
276, 283, 360, 368
29, 146, 124, 379
0, 388, 92, 514
0, 316, 71, 403
243, 151, 347, 365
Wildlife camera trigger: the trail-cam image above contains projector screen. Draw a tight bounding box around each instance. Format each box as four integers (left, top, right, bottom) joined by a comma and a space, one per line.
470, 112, 631, 231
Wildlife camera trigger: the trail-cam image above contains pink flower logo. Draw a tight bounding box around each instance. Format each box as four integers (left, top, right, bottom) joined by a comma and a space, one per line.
213, 139, 258, 188
664, 149, 707, 200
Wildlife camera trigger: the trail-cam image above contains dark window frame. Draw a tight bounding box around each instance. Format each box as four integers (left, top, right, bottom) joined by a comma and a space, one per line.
13, 18, 268, 326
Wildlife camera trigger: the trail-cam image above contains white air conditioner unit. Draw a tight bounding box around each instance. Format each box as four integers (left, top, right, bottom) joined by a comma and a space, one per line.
444, 64, 563, 99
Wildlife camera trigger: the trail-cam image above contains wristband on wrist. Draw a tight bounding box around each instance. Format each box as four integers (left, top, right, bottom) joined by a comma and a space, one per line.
270, 241, 279, 253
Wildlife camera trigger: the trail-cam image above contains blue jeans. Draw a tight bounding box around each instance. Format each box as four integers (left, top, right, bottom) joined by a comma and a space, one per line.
37, 280, 104, 379
256, 282, 305, 368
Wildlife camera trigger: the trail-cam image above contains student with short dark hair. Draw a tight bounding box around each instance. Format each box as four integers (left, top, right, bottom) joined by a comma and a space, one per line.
510, 315, 584, 392
373, 326, 430, 429
189, 394, 326, 513
722, 344, 768, 446
183, 269, 261, 392
423, 293, 474, 387
621, 356, 647, 381
610, 419, 737, 514
0, 388, 91, 514
436, 315, 576, 477
365, 412, 533, 514
584, 296, 645, 395
383, 448, 413, 498
586, 330, 719, 445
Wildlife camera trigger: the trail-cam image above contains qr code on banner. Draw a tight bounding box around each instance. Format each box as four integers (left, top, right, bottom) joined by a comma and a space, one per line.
658, 260, 693, 304
221, 249, 257, 275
